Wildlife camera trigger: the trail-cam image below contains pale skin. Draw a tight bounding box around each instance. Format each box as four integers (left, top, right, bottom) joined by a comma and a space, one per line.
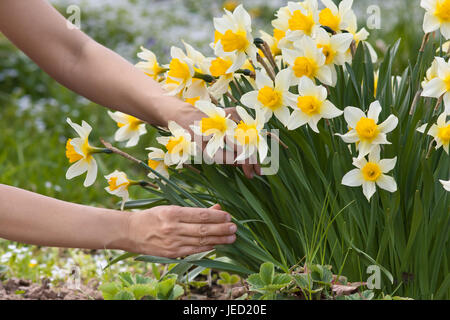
0, 0, 252, 258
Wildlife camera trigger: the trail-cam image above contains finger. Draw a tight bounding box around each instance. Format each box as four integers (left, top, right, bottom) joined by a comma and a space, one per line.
242, 164, 254, 179
179, 222, 237, 237
177, 207, 231, 223
181, 234, 236, 246
209, 203, 221, 210
176, 245, 215, 257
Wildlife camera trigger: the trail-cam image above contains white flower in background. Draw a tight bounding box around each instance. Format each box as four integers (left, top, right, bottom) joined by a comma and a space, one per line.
345, 11, 377, 63
285, 1, 320, 38
213, 4, 258, 73
135, 46, 165, 80
231, 106, 268, 162
319, 0, 355, 33
337, 101, 399, 159
422, 58, 439, 88
65, 118, 98, 187
417, 112, 450, 154
342, 146, 397, 201
241, 69, 297, 126
421, 0, 450, 39
282, 35, 333, 86
105, 170, 131, 211
163, 46, 195, 96
147, 147, 170, 180
190, 100, 236, 158
156, 121, 197, 169
107, 111, 146, 147
440, 179, 450, 191
288, 76, 343, 132
421, 57, 450, 113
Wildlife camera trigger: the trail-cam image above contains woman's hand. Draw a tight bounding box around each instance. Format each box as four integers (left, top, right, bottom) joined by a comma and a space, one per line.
124, 204, 237, 258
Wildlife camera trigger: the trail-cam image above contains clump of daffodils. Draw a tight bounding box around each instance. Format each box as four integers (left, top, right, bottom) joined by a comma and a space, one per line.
64, 1, 449, 212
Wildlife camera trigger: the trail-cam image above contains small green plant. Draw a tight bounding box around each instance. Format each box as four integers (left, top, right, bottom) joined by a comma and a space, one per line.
99, 272, 184, 300
217, 272, 241, 298
247, 262, 292, 300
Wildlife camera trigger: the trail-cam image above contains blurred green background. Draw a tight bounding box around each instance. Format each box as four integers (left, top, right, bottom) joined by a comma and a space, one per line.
0, 0, 428, 284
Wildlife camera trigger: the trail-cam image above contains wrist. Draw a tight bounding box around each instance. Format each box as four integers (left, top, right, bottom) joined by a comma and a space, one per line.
103, 209, 134, 252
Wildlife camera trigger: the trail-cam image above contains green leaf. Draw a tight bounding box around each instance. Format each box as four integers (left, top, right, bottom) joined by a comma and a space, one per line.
98, 282, 121, 300
113, 290, 135, 300
260, 262, 275, 285
130, 284, 156, 300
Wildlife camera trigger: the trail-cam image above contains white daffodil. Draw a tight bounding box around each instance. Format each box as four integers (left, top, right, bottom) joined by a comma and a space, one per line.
421, 57, 450, 113
423, 58, 439, 88
146, 147, 170, 180
282, 35, 334, 86
230, 106, 268, 162
107, 111, 146, 148
345, 11, 377, 63
212, 4, 258, 73
206, 55, 236, 97
319, 0, 355, 33
65, 118, 98, 187
190, 100, 236, 158
342, 146, 397, 201
260, 29, 285, 57
337, 101, 399, 159
315, 28, 354, 84
285, 1, 320, 38
440, 179, 450, 191
241, 69, 297, 126
417, 112, 450, 154
105, 170, 131, 211
135, 46, 165, 80
288, 76, 343, 132
163, 46, 195, 96
421, 0, 450, 39
156, 121, 197, 169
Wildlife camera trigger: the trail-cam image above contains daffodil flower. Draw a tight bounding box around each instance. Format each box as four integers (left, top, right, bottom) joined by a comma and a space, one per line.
440, 179, 450, 191
417, 112, 450, 154
259, 29, 285, 57
213, 4, 258, 73
284, 1, 320, 38
207, 55, 236, 97
65, 118, 98, 187
319, 0, 355, 33
421, 57, 450, 113
282, 35, 334, 86
230, 106, 268, 162
156, 121, 197, 169
336, 101, 399, 159
190, 100, 236, 158
163, 46, 196, 96
105, 170, 132, 211
287, 76, 343, 132
146, 147, 170, 180
107, 111, 146, 148
422, 59, 439, 88
241, 69, 297, 126
345, 11, 377, 63
421, 0, 450, 39
135, 46, 165, 80
342, 146, 397, 201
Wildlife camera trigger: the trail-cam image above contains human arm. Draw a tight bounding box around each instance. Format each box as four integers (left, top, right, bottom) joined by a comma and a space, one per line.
0, 184, 236, 257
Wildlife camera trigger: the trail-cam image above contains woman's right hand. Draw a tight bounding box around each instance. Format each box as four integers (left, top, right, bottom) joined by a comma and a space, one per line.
123, 204, 236, 258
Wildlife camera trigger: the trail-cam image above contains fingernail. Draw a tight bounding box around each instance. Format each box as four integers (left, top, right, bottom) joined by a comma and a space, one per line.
230, 224, 237, 233
226, 214, 232, 222
227, 235, 236, 243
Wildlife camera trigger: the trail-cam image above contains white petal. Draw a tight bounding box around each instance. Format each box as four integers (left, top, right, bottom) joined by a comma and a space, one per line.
241, 91, 260, 109
274, 107, 291, 126
423, 12, 441, 33
379, 157, 397, 173
422, 77, 447, 98
255, 70, 274, 89
376, 175, 397, 193
368, 101, 382, 123
287, 111, 309, 130
440, 179, 450, 192
362, 181, 377, 201
83, 159, 98, 187
321, 100, 343, 119
336, 130, 359, 143
342, 169, 363, 187
275, 68, 294, 91
378, 115, 399, 133
344, 107, 366, 128
66, 160, 88, 180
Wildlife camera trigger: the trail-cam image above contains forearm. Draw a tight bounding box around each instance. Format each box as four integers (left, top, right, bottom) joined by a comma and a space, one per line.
0, 0, 195, 127
0, 184, 130, 250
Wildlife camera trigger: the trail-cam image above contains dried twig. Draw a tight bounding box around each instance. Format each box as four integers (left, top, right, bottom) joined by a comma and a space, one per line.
409, 89, 423, 115
265, 131, 288, 149
256, 54, 276, 82
419, 32, 431, 53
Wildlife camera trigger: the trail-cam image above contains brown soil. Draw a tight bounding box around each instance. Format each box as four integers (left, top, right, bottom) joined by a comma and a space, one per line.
0, 278, 103, 300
